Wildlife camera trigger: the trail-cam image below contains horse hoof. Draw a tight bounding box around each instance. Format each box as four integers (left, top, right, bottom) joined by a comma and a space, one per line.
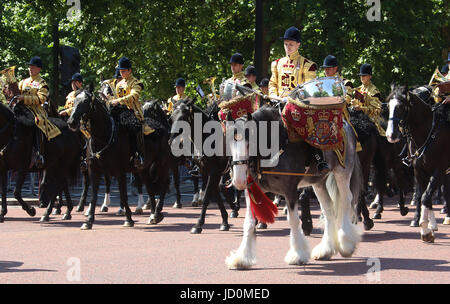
142, 203, 151, 210
400, 207, 409, 216
220, 223, 230, 231
100, 206, 108, 213
40, 215, 50, 222
0, 215, 4, 223
123, 220, 134, 228
134, 208, 143, 215
190, 227, 202, 234
421, 232, 435, 243
191, 201, 198, 207
443, 217, 450, 225
172, 202, 182, 209
116, 209, 125, 216
230, 210, 238, 218
62, 214, 72, 220
147, 213, 164, 225
372, 213, 381, 220
257, 222, 268, 229
441, 208, 447, 214
27, 207, 36, 217
38, 203, 47, 208
410, 201, 416, 206
364, 219, 374, 231
80, 222, 92, 230
369, 202, 378, 209
52, 209, 61, 215
76, 205, 84, 212
410, 220, 419, 227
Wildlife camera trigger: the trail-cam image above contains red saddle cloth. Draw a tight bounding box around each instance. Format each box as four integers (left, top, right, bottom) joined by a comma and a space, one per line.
281, 98, 345, 151
218, 93, 258, 121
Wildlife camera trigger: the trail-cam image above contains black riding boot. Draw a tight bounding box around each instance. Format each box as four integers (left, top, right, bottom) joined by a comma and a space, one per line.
134, 129, 145, 169
312, 147, 329, 175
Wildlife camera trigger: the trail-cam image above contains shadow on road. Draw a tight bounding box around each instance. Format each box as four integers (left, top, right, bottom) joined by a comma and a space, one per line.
298, 257, 450, 276
0, 261, 57, 274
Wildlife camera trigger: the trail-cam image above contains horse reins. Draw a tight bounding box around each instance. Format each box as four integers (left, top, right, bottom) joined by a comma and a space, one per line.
396, 90, 439, 166
88, 95, 116, 160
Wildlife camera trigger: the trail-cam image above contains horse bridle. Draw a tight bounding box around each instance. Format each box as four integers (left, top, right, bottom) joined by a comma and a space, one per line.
86, 92, 116, 160
392, 90, 438, 166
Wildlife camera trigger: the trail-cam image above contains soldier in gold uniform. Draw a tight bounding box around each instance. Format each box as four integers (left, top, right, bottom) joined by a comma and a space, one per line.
165, 78, 188, 115
228, 53, 247, 84
433, 53, 450, 104
351, 64, 385, 136
244, 65, 259, 91
269, 26, 317, 98
269, 26, 328, 174
17, 56, 61, 168
109, 57, 152, 168
60, 72, 83, 117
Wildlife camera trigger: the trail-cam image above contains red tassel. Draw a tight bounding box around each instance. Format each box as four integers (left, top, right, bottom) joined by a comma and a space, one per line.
247, 175, 278, 224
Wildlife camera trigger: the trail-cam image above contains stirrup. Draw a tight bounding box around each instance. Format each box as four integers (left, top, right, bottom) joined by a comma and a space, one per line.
133, 154, 144, 168
188, 165, 200, 177
80, 159, 88, 172
317, 161, 330, 175
35, 154, 45, 169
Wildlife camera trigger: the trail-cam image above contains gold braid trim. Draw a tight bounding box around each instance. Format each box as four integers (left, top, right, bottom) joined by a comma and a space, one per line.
286, 97, 345, 110
218, 93, 256, 111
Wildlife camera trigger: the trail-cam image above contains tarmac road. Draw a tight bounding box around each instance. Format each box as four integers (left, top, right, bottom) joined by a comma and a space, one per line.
1, 193, 449, 284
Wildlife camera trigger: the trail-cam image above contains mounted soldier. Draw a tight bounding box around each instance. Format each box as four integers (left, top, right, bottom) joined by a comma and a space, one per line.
244, 65, 259, 91
218, 53, 257, 123
165, 77, 188, 115
108, 56, 153, 168
60, 72, 83, 117
269, 26, 329, 174
16, 56, 61, 168
350, 63, 385, 136
431, 52, 450, 104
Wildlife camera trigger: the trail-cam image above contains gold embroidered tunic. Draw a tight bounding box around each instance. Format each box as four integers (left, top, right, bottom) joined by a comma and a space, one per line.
269, 51, 317, 97
18, 74, 61, 140
111, 74, 153, 135
352, 81, 385, 136
166, 93, 188, 114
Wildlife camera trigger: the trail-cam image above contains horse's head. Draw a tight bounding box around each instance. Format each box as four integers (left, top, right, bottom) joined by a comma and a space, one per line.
169, 100, 194, 144
67, 89, 93, 131
226, 112, 253, 190
99, 79, 115, 102
386, 84, 409, 143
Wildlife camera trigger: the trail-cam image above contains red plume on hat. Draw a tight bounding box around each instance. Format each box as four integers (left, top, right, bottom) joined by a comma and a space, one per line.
246, 175, 278, 224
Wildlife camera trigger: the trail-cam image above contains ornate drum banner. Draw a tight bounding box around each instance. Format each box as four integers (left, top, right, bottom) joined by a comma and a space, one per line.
218, 93, 258, 121
281, 97, 345, 150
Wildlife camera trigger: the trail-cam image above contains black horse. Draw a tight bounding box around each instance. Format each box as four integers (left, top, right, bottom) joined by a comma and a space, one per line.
169, 100, 239, 234
386, 85, 450, 242
0, 101, 83, 223
67, 89, 171, 229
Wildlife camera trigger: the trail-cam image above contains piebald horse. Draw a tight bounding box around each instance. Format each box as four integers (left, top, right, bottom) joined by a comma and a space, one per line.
225, 106, 363, 269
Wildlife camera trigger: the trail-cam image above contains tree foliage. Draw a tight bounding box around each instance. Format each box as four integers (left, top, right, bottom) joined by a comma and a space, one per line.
1, 0, 448, 106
